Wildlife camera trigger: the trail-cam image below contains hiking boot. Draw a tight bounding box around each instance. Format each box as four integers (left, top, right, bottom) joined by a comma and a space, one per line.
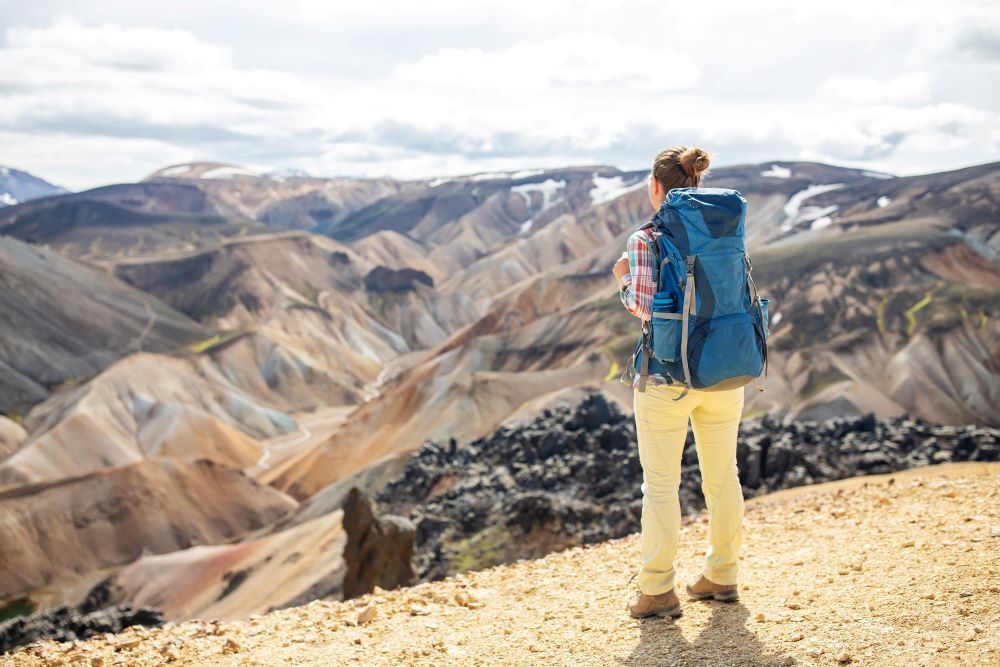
627, 587, 682, 619
685, 574, 739, 602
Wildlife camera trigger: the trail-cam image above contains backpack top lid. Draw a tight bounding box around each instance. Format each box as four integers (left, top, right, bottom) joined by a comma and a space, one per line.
647, 187, 748, 253
665, 186, 747, 211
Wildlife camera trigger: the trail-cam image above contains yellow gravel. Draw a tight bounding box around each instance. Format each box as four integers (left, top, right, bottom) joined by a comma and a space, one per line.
4, 462, 998, 667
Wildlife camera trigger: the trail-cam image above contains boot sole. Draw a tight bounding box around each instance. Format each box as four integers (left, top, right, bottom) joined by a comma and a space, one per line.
686, 585, 739, 602
630, 604, 683, 619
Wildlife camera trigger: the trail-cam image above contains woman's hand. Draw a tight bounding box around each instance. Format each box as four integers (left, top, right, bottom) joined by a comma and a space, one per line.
613, 251, 630, 282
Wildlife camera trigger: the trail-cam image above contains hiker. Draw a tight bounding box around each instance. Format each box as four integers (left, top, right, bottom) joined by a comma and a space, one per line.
612, 146, 764, 619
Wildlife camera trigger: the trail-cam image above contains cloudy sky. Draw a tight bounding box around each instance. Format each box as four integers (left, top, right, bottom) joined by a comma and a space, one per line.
1, 0, 997, 191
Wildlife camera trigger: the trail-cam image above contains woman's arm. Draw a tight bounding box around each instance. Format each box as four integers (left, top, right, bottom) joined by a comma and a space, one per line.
618, 230, 655, 321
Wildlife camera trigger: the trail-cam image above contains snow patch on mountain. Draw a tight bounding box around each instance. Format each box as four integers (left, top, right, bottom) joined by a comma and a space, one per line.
159, 165, 194, 177
810, 215, 835, 230
761, 164, 791, 179
266, 168, 312, 181
469, 171, 513, 182
200, 166, 261, 179
512, 178, 566, 234
877, 196, 891, 208
512, 179, 565, 210
780, 183, 844, 231
589, 174, 644, 206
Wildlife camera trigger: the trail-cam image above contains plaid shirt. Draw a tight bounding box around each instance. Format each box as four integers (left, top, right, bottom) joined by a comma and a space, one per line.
617, 225, 671, 388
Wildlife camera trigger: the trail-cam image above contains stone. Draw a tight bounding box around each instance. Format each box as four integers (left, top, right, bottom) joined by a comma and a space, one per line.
357, 605, 377, 625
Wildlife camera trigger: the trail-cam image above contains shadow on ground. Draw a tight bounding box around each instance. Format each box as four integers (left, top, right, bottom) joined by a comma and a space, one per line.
621, 599, 792, 666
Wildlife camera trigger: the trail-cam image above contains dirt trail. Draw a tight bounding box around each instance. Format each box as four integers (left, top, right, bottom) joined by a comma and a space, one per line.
5, 462, 998, 666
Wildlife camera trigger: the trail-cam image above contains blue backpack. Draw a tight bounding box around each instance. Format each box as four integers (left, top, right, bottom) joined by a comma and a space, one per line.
626, 187, 770, 400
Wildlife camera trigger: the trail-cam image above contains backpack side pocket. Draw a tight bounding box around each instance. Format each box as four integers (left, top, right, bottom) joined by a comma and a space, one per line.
651, 291, 682, 362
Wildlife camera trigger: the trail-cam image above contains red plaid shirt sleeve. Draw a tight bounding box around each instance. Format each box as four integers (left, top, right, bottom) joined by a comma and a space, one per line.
617, 228, 656, 321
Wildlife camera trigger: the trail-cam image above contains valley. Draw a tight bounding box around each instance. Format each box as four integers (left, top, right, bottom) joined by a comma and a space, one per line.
0, 158, 997, 647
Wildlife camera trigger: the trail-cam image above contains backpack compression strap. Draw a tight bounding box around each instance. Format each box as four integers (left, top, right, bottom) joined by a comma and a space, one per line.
636, 323, 651, 392
671, 255, 697, 401
745, 253, 769, 386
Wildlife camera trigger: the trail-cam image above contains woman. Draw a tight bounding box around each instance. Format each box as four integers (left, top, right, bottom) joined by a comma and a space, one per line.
612, 146, 745, 619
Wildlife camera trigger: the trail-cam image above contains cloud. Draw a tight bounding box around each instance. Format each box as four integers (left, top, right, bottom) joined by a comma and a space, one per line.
393, 33, 699, 93
818, 72, 932, 105
953, 23, 1000, 60
0, 3, 997, 190
5, 15, 231, 72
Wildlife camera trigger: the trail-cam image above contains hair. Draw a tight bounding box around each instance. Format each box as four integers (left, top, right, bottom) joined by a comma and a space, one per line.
651, 146, 712, 194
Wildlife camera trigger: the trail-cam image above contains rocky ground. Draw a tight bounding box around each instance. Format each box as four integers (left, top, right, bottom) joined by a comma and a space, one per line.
374, 393, 1000, 581
3, 462, 997, 666
0, 606, 162, 656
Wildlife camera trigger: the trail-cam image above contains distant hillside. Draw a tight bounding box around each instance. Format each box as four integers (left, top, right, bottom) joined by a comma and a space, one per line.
143, 161, 410, 233
0, 167, 68, 207
0, 236, 209, 413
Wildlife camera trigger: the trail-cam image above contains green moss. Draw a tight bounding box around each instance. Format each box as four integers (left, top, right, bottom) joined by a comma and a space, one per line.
186, 329, 248, 355
875, 294, 890, 335
902, 280, 945, 337
0, 598, 35, 623
802, 366, 850, 399
188, 334, 222, 353
286, 297, 327, 315
449, 523, 514, 575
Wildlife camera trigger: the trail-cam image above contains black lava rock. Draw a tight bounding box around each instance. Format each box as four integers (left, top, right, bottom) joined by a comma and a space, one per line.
375, 392, 999, 583
0, 604, 164, 655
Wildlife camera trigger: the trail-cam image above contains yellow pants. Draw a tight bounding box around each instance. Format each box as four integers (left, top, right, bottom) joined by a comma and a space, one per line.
633, 382, 745, 595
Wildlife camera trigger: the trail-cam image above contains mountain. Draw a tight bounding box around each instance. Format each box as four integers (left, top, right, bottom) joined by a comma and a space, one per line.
0, 163, 416, 263
0, 352, 292, 487
0, 182, 269, 263
0, 157, 996, 638
0, 167, 68, 207
0, 418, 26, 460
744, 162, 1000, 424
82, 486, 414, 622
0, 459, 296, 604
143, 161, 411, 232
262, 161, 999, 500
0, 236, 210, 414
4, 159, 995, 488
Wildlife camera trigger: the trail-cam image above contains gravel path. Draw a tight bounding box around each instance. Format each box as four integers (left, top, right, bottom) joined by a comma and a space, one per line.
5, 462, 998, 666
